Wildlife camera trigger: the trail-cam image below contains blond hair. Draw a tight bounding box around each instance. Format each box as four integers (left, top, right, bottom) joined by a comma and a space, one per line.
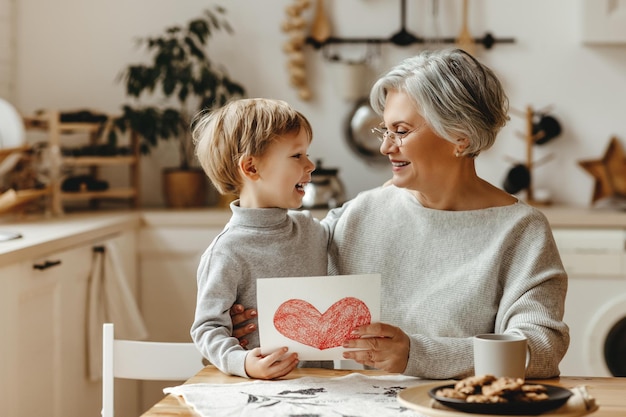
192, 98, 313, 195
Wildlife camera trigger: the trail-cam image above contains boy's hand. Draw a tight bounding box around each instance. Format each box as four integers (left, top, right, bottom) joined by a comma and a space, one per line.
244, 347, 298, 379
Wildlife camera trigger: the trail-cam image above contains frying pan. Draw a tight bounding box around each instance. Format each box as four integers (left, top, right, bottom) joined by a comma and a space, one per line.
345, 98, 387, 164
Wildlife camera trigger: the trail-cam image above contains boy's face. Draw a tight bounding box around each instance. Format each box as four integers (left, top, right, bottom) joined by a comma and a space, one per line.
243, 129, 315, 209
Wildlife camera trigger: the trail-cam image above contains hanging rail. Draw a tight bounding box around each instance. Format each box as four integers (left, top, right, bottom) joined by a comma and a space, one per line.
306, 0, 515, 50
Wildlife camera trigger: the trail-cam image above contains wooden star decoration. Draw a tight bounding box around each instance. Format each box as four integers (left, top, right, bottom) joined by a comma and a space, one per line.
578, 136, 626, 203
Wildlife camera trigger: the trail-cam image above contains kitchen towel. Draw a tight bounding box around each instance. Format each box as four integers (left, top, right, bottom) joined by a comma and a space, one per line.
164, 373, 429, 417
86, 241, 149, 381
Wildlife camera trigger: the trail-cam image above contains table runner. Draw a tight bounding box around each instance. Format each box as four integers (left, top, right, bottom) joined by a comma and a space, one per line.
164, 374, 598, 417
164, 373, 429, 417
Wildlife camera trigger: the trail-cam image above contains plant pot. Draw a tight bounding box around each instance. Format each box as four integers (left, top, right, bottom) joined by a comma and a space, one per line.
162, 168, 207, 208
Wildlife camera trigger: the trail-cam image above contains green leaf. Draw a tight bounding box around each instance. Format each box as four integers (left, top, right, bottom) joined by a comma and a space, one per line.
224, 76, 246, 96
184, 36, 206, 61
188, 19, 209, 45
114, 5, 246, 168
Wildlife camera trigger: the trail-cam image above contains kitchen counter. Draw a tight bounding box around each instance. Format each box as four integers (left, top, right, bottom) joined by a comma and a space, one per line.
538, 205, 626, 228
0, 211, 141, 267
2, 204, 626, 268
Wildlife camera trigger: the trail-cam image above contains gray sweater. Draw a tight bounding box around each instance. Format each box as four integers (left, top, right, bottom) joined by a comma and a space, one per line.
325, 185, 570, 379
191, 202, 330, 377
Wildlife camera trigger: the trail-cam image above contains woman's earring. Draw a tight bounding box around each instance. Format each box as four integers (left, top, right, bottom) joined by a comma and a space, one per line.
455, 151, 461, 158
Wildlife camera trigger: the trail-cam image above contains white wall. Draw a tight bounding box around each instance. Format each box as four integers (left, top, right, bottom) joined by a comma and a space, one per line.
0, 0, 16, 100
10, 0, 626, 207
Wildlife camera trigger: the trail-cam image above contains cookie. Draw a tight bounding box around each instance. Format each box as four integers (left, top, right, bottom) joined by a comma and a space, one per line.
454, 374, 497, 394
466, 394, 508, 403
440, 375, 550, 404
482, 377, 524, 397
436, 387, 467, 399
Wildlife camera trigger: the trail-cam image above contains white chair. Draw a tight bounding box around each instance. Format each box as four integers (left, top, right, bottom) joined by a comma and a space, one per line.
101, 323, 205, 417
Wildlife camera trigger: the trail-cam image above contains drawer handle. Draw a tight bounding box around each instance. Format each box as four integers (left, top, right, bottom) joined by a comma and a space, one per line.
33, 260, 62, 270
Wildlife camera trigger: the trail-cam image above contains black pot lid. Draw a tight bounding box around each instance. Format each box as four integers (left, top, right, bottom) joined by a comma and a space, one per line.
345, 98, 387, 163
312, 159, 338, 176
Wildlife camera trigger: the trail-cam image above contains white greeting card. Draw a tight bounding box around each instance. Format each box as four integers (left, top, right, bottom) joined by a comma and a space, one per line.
257, 274, 381, 360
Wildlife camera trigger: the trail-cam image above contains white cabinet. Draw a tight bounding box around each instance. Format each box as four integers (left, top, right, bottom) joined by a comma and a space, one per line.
1, 245, 89, 417
551, 227, 626, 377
138, 226, 221, 342
0, 230, 140, 417
552, 228, 626, 276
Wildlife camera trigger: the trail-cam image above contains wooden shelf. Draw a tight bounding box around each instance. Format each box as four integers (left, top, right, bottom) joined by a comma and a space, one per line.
0, 145, 30, 159
23, 114, 103, 133
60, 187, 137, 201
22, 109, 140, 215
0, 145, 52, 215
0, 188, 51, 214
62, 156, 137, 166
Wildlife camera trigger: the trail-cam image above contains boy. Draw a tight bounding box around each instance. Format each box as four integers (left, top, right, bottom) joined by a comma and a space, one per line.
190, 98, 330, 379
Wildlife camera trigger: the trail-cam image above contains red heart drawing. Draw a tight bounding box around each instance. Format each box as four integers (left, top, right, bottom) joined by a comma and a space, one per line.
273, 297, 371, 350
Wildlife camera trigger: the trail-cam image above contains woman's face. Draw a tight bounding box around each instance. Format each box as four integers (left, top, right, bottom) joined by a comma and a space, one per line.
250, 129, 315, 209
380, 89, 457, 191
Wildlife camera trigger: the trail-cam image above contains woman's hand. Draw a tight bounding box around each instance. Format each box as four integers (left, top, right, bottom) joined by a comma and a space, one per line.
341, 322, 410, 373
230, 304, 257, 348
244, 347, 299, 380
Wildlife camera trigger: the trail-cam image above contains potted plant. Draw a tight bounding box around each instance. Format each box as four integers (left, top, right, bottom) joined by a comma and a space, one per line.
112, 6, 245, 207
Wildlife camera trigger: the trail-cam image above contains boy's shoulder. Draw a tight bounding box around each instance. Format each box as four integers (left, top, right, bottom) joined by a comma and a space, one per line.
288, 209, 328, 230
287, 208, 317, 220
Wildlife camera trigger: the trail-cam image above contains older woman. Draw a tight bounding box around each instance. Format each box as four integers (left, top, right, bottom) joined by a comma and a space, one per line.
231, 48, 569, 380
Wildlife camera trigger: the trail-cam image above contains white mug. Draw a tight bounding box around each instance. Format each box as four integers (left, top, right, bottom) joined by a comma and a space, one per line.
473, 333, 528, 379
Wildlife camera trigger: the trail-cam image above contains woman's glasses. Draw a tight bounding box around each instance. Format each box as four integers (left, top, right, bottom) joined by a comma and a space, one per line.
370, 123, 422, 147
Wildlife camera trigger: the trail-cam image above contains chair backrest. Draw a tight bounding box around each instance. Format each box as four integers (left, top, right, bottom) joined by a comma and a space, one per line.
101, 323, 204, 417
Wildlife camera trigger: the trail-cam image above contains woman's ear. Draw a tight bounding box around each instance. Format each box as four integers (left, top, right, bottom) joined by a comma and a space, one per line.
455, 137, 469, 154
239, 155, 259, 180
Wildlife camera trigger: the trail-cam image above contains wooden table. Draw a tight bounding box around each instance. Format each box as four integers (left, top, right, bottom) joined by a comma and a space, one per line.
141, 365, 626, 416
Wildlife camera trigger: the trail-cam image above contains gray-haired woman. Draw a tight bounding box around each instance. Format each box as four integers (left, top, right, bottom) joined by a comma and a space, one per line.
232, 48, 569, 380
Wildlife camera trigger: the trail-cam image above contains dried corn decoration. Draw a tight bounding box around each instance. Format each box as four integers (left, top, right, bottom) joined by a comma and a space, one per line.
282, 0, 312, 100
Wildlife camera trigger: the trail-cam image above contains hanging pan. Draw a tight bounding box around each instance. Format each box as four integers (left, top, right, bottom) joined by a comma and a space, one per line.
345, 98, 387, 164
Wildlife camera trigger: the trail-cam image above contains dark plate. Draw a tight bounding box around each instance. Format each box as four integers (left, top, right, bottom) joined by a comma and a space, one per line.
428, 384, 573, 415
